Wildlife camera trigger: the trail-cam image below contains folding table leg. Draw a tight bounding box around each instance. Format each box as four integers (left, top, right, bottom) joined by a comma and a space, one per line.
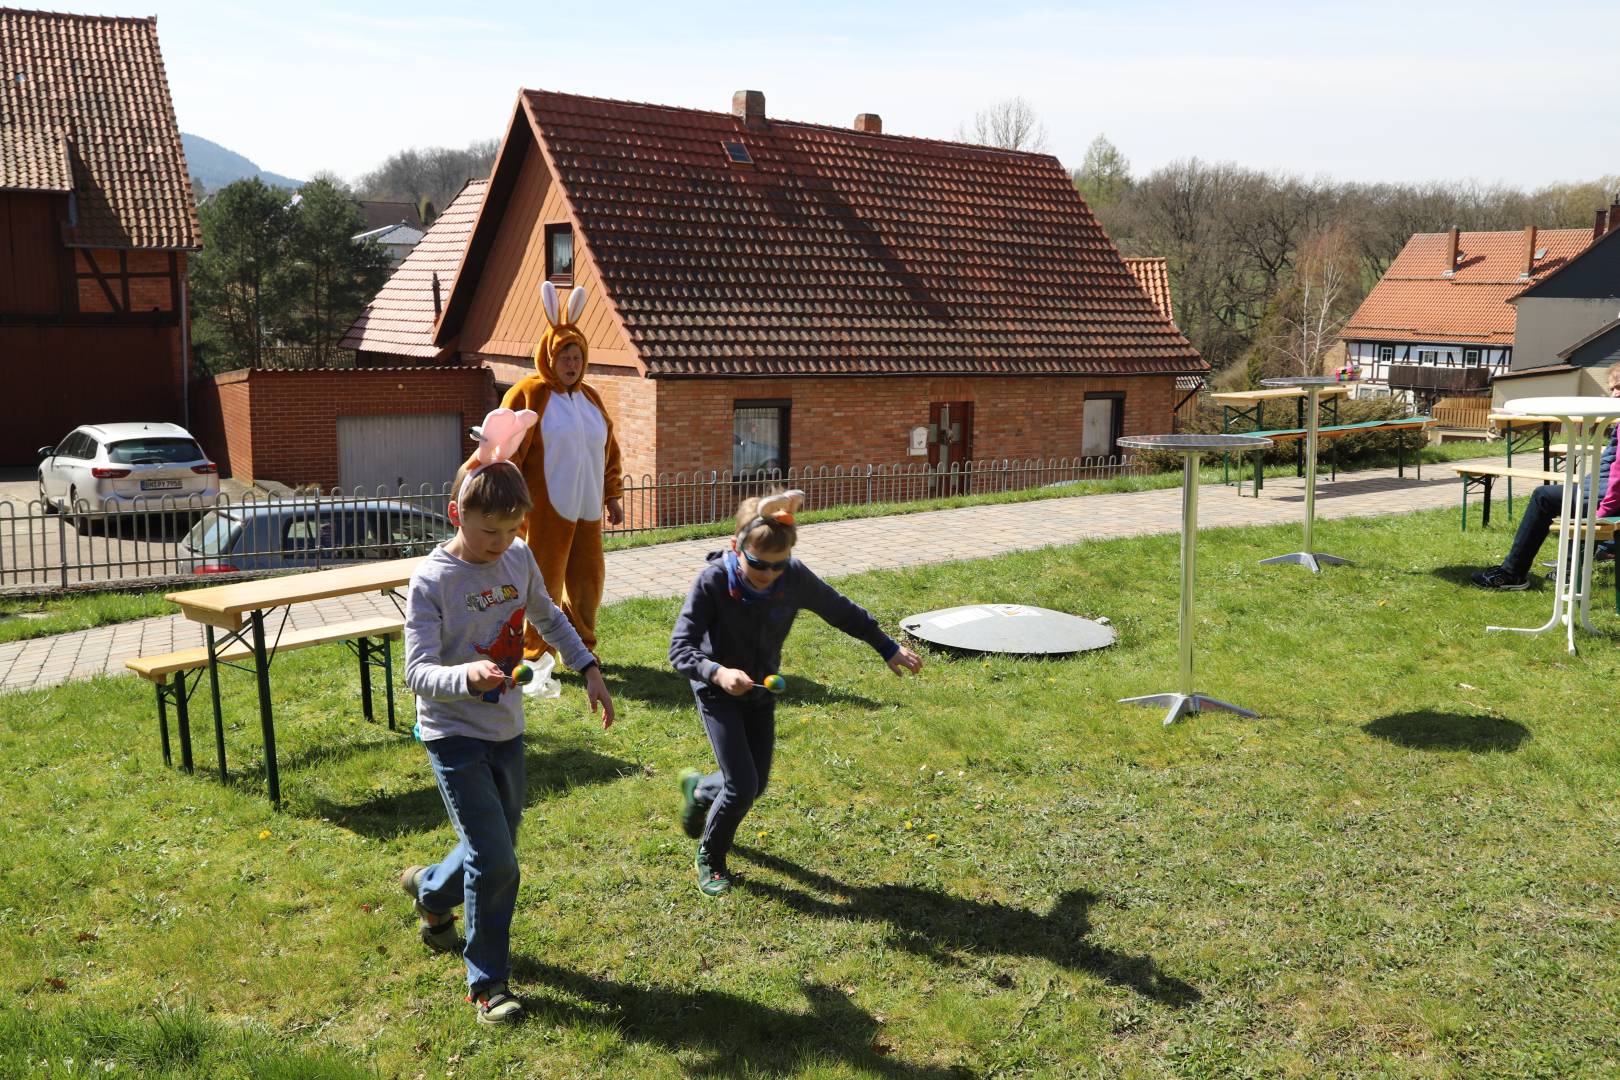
1482, 477, 1494, 529
173, 671, 193, 774
383, 637, 396, 731
155, 682, 171, 767
206, 625, 227, 781
358, 637, 375, 723
250, 610, 280, 809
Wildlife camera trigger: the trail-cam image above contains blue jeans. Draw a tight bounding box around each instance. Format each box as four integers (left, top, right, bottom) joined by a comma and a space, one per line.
1503, 482, 1587, 578
419, 734, 524, 993
692, 687, 776, 862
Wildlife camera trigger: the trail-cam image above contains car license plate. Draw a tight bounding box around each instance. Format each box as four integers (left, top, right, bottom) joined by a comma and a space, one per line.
140, 479, 183, 491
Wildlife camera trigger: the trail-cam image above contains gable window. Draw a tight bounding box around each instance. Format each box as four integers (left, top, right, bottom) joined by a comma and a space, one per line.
1463, 349, 1481, 367
545, 223, 574, 283
733, 400, 789, 477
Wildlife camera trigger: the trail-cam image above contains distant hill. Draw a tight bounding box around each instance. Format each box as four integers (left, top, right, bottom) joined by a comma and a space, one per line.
183, 133, 304, 193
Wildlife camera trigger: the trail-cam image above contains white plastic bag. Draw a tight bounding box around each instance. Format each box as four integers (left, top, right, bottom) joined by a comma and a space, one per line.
520, 652, 562, 699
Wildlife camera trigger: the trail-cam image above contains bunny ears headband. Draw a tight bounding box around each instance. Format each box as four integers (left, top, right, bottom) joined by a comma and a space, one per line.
541, 280, 586, 328
459, 408, 538, 504
738, 489, 807, 538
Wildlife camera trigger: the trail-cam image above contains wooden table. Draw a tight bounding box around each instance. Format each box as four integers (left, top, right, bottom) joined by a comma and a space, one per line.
168, 557, 424, 806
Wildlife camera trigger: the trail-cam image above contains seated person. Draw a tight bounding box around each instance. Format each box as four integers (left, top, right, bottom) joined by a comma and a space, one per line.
1471, 367, 1620, 590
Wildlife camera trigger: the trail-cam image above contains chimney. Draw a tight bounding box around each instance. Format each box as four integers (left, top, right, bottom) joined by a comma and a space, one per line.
431, 272, 442, 319
1522, 225, 1538, 277
1444, 226, 1460, 274
854, 113, 882, 134
1611, 193, 1620, 235
731, 90, 765, 127
1597, 208, 1609, 240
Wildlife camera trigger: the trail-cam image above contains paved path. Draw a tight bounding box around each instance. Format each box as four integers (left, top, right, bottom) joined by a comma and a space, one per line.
0, 459, 1484, 694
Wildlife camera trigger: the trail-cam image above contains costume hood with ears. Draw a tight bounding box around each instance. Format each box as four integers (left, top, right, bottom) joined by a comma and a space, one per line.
533, 280, 590, 391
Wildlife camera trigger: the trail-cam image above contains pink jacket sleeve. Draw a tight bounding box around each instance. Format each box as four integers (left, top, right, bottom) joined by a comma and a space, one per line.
1598, 451, 1620, 518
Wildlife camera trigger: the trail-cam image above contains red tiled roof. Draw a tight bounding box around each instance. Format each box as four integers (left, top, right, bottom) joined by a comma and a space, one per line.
1124, 257, 1174, 325
1341, 228, 1592, 347
0, 9, 199, 249
442, 89, 1204, 378
340, 179, 487, 357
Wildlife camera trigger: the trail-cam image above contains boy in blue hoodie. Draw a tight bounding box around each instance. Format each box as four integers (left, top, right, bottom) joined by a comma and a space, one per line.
668, 489, 922, 896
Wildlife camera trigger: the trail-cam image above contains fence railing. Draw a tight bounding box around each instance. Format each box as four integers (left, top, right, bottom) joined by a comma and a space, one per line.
0, 455, 1138, 594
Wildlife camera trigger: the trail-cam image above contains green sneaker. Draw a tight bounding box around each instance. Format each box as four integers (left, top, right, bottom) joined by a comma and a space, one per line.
694, 844, 732, 896
678, 768, 705, 839
469, 982, 524, 1026
400, 865, 459, 953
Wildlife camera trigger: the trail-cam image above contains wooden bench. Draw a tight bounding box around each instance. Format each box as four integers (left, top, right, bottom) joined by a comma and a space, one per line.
1236, 417, 1437, 495
126, 615, 403, 777
1449, 463, 1564, 530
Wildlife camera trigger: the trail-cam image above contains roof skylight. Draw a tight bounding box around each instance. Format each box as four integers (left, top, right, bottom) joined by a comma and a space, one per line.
722, 140, 754, 166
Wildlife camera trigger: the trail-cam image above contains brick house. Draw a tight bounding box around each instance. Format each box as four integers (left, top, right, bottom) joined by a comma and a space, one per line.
0, 9, 200, 463
346, 89, 1205, 488
1340, 224, 1595, 410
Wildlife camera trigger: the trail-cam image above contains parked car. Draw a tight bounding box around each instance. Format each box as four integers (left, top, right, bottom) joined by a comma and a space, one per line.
178, 499, 454, 573
38, 422, 219, 515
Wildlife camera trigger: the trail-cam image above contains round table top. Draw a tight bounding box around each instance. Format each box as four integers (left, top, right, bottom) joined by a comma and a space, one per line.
1503, 395, 1620, 419
1118, 433, 1274, 452
1260, 376, 1343, 389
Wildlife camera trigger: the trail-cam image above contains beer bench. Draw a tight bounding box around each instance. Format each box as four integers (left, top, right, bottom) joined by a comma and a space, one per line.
1449, 463, 1564, 530
126, 616, 402, 783
126, 557, 425, 807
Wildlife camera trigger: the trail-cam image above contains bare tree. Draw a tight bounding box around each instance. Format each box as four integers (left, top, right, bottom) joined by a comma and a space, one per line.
1268, 225, 1357, 378
957, 97, 1048, 152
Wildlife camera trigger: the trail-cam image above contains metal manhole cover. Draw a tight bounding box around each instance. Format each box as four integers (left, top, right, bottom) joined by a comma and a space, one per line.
900, 604, 1116, 655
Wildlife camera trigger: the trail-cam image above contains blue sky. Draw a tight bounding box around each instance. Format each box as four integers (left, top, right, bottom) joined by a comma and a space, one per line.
70, 0, 1620, 186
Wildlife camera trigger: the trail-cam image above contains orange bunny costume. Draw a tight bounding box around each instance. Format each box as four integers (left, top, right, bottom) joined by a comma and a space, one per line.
499, 281, 623, 659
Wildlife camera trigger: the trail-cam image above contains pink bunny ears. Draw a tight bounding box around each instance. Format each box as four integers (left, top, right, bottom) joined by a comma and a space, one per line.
459, 408, 537, 504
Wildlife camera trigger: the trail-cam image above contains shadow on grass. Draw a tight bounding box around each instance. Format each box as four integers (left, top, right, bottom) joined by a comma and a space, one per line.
510, 960, 970, 1079
1427, 563, 1527, 587
1268, 474, 1438, 502
304, 744, 636, 838
1362, 711, 1529, 752
735, 848, 1200, 1008
604, 663, 881, 709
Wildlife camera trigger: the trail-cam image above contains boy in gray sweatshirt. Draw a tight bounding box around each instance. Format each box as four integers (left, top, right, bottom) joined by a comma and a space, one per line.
401, 434, 614, 1025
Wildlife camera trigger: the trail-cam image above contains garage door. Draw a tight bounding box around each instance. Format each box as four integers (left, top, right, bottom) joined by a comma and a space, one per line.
337, 413, 463, 494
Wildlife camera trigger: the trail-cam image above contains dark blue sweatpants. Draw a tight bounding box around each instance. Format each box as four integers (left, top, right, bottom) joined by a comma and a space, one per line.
692, 687, 776, 862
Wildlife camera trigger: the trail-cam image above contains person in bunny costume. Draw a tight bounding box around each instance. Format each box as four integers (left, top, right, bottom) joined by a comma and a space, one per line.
497, 280, 624, 661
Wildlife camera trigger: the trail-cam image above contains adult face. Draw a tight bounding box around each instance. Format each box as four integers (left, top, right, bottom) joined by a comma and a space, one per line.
554, 342, 585, 389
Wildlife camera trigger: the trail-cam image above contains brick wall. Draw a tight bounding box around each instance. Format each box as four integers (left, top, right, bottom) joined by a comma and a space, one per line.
587, 365, 657, 479
190, 367, 494, 487
652, 374, 1182, 474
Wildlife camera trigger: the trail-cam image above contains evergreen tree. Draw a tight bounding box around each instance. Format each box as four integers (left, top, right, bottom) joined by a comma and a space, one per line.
286, 178, 391, 365
190, 178, 295, 372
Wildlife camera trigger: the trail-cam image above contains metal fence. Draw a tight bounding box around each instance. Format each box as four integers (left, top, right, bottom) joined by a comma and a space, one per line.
1, 454, 1138, 594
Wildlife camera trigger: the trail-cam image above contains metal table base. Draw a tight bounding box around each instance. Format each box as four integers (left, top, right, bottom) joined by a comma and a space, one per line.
1259, 378, 1351, 572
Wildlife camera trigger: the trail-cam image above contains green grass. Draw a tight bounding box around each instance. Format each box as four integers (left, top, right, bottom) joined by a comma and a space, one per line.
0, 590, 175, 645
4, 506, 1617, 1077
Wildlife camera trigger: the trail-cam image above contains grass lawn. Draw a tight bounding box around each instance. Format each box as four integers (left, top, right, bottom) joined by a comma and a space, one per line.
3, 506, 1617, 1078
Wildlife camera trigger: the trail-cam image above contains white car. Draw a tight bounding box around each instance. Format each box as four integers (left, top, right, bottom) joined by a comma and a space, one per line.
37, 422, 220, 514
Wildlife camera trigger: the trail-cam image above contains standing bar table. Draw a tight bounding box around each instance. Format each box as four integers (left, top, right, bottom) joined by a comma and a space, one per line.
1117, 433, 1272, 726
1258, 376, 1351, 572
1487, 396, 1620, 655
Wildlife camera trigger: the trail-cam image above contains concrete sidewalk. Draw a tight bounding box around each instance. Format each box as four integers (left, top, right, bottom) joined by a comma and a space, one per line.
0, 458, 1484, 694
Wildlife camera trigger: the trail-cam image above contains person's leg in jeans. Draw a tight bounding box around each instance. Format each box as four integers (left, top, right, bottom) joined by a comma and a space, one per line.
419, 734, 525, 993
1501, 483, 1570, 579
693, 690, 776, 865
